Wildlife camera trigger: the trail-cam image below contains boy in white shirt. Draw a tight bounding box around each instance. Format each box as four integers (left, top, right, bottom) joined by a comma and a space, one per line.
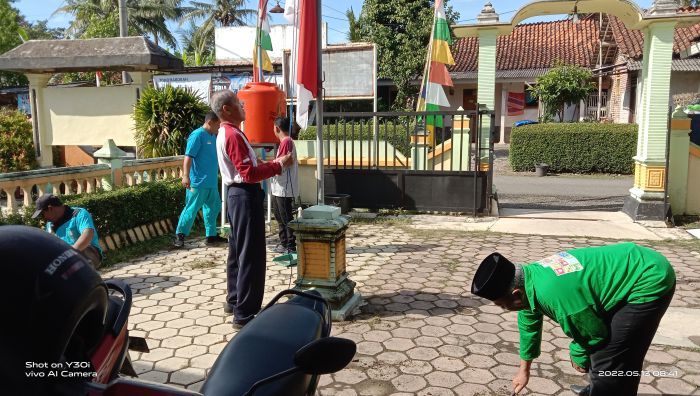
270, 116, 300, 253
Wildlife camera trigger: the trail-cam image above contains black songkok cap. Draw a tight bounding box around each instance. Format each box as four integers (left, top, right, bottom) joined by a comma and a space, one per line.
471, 252, 516, 301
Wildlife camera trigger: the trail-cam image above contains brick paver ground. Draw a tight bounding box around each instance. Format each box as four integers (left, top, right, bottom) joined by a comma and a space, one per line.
102, 221, 700, 395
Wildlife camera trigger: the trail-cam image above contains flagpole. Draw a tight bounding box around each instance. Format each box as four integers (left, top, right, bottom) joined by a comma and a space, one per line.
417, 4, 438, 112
257, 0, 267, 82
315, 0, 324, 205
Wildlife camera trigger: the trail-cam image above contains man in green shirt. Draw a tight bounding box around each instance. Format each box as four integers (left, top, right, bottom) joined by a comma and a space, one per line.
471, 243, 675, 396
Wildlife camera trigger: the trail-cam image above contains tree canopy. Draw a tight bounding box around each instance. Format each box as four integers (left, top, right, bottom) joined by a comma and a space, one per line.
529, 62, 596, 123
358, 0, 459, 110
0, 0, 25, 86
346, 7, 361, 43
55, 0, 187, 48
178, 0, 255, 66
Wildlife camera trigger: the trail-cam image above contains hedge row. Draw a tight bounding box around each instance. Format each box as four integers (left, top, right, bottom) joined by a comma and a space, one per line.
0, 180, 186, 236
509, 123, 638, 174
299, 123, 421, 156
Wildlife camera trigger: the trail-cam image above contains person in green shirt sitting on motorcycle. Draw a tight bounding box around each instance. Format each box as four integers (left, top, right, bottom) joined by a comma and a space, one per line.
471, 242, 675, 396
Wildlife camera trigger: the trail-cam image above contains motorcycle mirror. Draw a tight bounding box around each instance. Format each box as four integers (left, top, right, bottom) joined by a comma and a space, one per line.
294, 337, 356, 375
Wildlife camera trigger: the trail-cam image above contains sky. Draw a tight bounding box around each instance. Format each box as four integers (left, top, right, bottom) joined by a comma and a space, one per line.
16, 0, 657, 48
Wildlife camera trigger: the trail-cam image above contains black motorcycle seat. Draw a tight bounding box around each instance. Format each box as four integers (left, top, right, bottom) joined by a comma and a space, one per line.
201, 302, 324, 396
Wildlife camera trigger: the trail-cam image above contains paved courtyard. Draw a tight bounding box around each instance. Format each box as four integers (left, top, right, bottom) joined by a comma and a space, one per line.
103, 220, 700, 395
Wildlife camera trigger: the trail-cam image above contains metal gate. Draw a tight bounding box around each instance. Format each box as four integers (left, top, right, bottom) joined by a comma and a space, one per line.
321, 109, 495, 215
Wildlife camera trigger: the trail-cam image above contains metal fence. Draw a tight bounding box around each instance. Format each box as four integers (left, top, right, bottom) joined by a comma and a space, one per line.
322, 109, 494, 172
320, 109, 496, 215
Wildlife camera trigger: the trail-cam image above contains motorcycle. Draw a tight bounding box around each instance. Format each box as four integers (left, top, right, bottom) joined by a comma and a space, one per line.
84, 281, 356, 396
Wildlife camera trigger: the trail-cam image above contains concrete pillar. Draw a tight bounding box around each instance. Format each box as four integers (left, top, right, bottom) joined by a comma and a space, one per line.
450, 107, 471, 171
129, 71, 151, 103
410, 130, 430, 171
26, 74, 52, 167
93, 139, 128, 190
476, 29, 497, 170
475, 3, 499, 170
668, 107, 691, 215
623, 20, 677, 221
500, 87, 508, 144
288, 205, 361, 321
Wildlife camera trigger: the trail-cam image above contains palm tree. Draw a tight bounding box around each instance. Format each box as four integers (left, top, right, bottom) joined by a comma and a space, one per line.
346, 7, 361, 42
177, 20, 215, 66
181, 0, 256, 48
55, 0, 188, 48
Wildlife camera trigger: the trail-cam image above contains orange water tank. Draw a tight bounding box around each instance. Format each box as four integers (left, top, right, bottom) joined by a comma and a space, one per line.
237, 82, 287, 145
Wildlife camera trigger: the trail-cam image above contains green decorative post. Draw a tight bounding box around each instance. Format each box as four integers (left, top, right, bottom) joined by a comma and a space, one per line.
450, 107, 472, 171
93, 139, 128, 191
410, 129, 430, 171
476, 3, 499, 171
288, 205, 361, 321
668, 106, 691, 215
623, 15, 678, 221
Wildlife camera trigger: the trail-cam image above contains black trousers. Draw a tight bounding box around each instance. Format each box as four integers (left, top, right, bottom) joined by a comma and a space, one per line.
226, 184, 266, 324
272, 195, 296, 250
589, 284, 675, 396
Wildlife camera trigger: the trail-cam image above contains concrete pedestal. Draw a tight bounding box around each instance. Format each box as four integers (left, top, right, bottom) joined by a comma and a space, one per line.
288, 205, 361, 321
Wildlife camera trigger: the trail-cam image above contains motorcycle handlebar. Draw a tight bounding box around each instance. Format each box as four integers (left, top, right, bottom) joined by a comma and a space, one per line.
104, 280, 132, 336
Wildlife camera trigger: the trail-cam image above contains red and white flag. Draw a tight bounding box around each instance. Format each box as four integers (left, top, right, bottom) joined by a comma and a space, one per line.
286, 0, 318, 129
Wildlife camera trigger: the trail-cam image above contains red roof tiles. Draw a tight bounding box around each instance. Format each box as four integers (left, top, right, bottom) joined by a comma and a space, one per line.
677, 6, 700, 15
451, 16, 700, 74
608, 16, 700, 59
451, 19, 600, 72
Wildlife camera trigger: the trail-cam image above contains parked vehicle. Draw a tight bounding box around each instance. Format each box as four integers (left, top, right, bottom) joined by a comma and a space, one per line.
1, 225, 355, 396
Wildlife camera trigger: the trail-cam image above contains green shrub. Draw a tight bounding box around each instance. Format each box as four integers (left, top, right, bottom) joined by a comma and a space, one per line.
134, 86, 209, 158
62, 180, 185, 236
509, 123, 638, 174
0, 206, 40, 228
0, 180, 186, 237
299, 122, 418, 156
0, 108, 38, 172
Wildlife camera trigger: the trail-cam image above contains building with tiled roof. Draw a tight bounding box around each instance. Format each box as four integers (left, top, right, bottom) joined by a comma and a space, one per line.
442, 13, 700, 142
450, 19, 600, 79
606, 15, 700, 124
445, 17, 611, 143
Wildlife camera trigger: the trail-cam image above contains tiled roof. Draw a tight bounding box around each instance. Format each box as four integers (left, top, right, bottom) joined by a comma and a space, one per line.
677, 6, 700, 14
451, 68, 551, 80
609, 16, 700, 59
628, 58, 700, 71
451, 19, 600, 73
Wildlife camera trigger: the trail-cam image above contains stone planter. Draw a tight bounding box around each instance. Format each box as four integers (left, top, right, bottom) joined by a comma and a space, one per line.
535, 163, 549, 177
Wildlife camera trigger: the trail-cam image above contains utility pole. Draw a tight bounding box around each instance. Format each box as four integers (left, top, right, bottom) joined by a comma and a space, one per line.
118, 0, 130, 84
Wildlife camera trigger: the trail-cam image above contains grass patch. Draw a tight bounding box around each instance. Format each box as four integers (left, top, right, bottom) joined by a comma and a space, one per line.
100, 228, 205, 269
445, 261, 460, 272
674, 215, 700, 229
653, 238, 700, 252
190, 259, 219, 270
350, 216, 412, 227
101, 234, 175, 268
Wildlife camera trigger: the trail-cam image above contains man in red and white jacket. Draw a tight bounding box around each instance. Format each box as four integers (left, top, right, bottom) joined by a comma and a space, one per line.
211, 90, 293, 328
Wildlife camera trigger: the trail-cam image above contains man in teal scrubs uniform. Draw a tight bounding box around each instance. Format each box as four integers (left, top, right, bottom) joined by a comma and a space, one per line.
32, 194, 103, 268
174, 111, 227, 247
471, 243, 675, 396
